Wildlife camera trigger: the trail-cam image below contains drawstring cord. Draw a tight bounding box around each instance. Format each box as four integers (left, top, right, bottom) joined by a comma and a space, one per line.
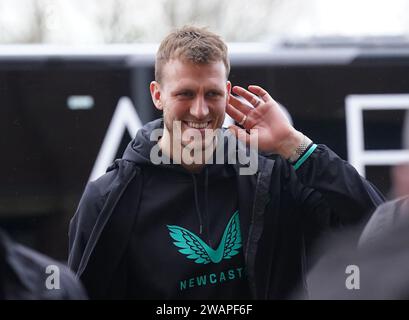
204, 168, 212, 247
192, 174, 204, 235
191, 167, 210, 245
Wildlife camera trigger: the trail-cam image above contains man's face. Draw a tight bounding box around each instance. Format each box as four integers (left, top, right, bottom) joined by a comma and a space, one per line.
150, 59, 231, 150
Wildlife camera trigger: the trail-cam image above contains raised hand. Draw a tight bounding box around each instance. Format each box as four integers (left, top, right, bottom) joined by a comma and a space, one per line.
226, 85, 303, 158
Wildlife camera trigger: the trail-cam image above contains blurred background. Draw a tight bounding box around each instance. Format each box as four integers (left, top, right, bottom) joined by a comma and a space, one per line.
1, 0, 409, 261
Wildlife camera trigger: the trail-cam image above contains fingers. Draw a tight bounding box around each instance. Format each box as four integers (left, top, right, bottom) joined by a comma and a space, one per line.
229, 94, 252, 114
228, 125, 251, 145
233, 85, 268, 107
233, 85, 274, 107
226, 103, 246, 125
248, 85, 272, 103
232, 86, 261, 107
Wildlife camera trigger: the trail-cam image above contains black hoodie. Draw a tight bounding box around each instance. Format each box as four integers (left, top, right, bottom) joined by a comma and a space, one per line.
120, 119, 250, 299
69, 118, 384, 299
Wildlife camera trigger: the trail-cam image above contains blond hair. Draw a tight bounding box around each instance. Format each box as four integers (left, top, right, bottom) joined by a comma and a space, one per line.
155, 26, 230, 82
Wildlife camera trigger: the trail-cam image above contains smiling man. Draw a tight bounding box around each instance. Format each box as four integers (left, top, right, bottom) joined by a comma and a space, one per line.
151, 57, 229, 170
68, 26, 384, 299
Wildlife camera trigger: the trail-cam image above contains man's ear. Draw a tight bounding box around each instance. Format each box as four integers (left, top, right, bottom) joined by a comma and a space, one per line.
150, 81, 163, 111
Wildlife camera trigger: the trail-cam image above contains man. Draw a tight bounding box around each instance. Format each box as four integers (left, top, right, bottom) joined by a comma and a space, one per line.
68, 26, 383, 299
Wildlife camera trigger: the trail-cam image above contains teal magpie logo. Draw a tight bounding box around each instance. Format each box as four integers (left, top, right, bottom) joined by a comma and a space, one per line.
167, 211, 242, 264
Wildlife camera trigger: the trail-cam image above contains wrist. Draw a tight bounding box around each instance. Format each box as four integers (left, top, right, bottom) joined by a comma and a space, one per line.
286, 132, 313, 163
276, 130, 304, 159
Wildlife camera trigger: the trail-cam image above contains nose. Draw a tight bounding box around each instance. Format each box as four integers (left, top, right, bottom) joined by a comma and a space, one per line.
190, 96, 209, 119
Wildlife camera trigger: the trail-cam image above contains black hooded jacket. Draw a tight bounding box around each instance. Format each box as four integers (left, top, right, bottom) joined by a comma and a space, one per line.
68, 119, 384, 299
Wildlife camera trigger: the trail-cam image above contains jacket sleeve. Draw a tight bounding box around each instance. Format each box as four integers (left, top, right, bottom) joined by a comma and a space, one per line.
68, 180, 107, 273
288, 144, 385, 243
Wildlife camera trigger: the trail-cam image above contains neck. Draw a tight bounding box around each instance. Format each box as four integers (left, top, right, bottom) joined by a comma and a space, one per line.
158, 127, 217, 172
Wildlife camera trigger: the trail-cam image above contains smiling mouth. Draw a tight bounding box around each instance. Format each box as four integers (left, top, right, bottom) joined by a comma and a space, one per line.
183, 121, 211, 129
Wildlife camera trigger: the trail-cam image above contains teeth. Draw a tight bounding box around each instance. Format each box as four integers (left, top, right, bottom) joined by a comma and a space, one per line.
186, 121, 209, 129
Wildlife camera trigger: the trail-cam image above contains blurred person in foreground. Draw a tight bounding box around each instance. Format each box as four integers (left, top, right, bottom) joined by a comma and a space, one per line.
296, 201, 409, 299
0, 228, 86, 299
68, 26, 383, 299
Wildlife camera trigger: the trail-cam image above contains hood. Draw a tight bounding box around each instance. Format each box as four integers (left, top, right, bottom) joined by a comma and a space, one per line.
121, 118, 251, 176
122, 118, 163, 166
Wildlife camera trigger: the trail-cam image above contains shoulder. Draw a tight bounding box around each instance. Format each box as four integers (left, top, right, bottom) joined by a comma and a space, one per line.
83, 159, 141, 202
374, 196, 409, 216
359, 196, 409, 246
70, 160, 142, 230
85, 168, 120, 199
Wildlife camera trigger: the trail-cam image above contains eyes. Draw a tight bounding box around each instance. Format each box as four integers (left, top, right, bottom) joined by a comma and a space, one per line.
206, 91, 222, 98
176, 91, 194, 98
175, 90, 223, 99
